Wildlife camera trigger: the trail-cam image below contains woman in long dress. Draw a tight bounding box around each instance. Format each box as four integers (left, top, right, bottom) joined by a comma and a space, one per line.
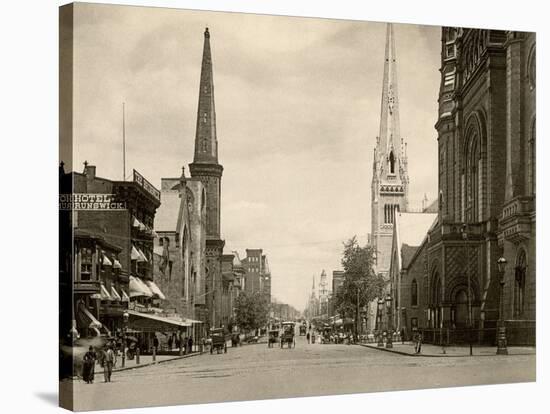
82, 346, 96, 384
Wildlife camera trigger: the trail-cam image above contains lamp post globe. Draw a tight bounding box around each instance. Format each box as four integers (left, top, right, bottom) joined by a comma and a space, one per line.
496, 257, 508, 355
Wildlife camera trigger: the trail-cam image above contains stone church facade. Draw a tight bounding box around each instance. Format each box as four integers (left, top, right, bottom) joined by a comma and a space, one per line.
423, 28, 536, 345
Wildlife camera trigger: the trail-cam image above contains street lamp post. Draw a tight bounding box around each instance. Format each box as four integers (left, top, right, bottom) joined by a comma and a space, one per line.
377, 298, 384, 347
385, 293, 393, 349
461, 224, 473, 356
496, 257, 509, 355
355, 281, 361, 339
122, 310, 129, 368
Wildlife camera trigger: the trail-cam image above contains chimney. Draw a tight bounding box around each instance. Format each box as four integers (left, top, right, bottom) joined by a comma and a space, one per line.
83, 161, 96, 179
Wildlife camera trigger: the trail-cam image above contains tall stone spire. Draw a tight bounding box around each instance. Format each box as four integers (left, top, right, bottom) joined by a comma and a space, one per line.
377, 23, 402, 159
370, 23, 409, 277
193, 27, 218, 164
189, 28, 225, 329
190, 27, 224, 239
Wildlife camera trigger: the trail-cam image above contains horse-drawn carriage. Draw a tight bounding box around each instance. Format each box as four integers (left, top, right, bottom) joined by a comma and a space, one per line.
231, 333, 241, 347
268, 330, 279, 348
209, 328, 227, 354
280, 322, 296, 348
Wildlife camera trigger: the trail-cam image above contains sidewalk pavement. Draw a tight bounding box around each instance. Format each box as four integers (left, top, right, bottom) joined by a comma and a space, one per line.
111, 351, 202, 372
359, 342, 536, 357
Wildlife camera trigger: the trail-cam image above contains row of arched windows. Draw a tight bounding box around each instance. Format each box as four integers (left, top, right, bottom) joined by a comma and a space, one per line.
384, 203, 400, 224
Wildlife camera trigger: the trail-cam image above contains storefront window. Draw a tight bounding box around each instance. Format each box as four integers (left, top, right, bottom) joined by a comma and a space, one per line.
81, 247, 93, 281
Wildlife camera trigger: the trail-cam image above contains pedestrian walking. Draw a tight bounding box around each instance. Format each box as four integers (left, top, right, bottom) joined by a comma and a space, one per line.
103, 345, 116, 382
311, 332, 316, 344
201, 337, 206, 354
415, 332, 422, 354
153, 335, 160, 353
168, 335, 173, 350
82, 346, 96, 384
401, 327, 406, 344
306, 332, 310, 344
188, 336, 193, 353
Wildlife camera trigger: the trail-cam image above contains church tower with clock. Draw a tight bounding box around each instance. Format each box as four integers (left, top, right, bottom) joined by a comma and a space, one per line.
370, 23, 409, 293
189, 27, 225, 328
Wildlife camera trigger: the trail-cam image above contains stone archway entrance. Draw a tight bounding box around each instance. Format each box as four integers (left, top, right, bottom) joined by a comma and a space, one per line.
454, 290, 469, 328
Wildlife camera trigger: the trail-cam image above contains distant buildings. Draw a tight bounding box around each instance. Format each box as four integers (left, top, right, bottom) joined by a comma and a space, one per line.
242, 248, 271, 302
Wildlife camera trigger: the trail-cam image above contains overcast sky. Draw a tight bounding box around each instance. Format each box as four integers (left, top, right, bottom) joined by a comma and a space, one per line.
72, 3, 441, 310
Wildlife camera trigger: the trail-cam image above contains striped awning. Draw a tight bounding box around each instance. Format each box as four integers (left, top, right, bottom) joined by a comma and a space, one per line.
100, 283, 113, 300
111, 286, 122, 301
145, 280, 166, 300
129, 276, 153, 298
102, 254, 113, 266
121, 289, 130, 302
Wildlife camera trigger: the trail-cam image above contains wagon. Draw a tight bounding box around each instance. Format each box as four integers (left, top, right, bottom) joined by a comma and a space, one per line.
209, 328, 227, 354
267, 330, 279, 348
280, 322, 296, 348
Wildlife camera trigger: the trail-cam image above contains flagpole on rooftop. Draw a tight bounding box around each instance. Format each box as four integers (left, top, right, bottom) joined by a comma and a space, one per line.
122, 102, 126, 181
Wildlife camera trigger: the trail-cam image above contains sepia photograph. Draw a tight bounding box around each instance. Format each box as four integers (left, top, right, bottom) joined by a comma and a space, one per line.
57, 2, 536, 411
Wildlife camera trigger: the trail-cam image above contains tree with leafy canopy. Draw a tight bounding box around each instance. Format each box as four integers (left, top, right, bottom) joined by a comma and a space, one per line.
234, 291, 269, 334
334, 236, 386, 335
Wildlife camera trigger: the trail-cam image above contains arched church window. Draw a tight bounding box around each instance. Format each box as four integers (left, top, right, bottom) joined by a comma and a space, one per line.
411, 279, 418, 306
514, 249, 527, 317
182, 226, 189, 297
529, 119, 536, 195
528, 46, 536, 91
465, 133, 480, 223
389, 151, 396, 174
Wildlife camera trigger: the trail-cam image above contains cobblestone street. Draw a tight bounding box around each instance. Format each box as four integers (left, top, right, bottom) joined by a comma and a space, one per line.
68, 336, 536, 411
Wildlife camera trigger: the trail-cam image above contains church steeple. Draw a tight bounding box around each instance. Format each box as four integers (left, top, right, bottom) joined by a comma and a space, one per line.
377, 23, 402, 162
370, 23, 409, 282
193, 27, 218, 164
189, 27, 224, 239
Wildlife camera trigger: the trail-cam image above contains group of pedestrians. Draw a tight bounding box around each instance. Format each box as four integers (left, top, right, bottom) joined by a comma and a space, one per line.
82, 344, 116, 384
166, 334, 194, 353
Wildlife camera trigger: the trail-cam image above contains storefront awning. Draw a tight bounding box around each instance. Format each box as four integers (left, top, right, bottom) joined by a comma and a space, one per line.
183, 318, 204, 325
100, 283, 113, 300
78, 303, 102, 330
138, 248, 148, 262
129, 276, 153, 298
113, 259, 122, 269
102, 255, 113, 266
131, 245, 141, 261
127, 310, 191, 332
111, 286, 122, 301
145, 280, 166, 300
121, 289, 130, 302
